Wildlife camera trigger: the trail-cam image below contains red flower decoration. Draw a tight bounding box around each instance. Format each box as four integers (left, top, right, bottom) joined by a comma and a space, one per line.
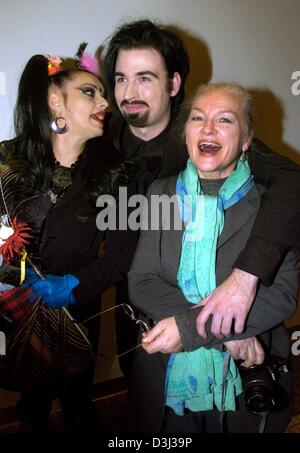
0, 217, 32, 263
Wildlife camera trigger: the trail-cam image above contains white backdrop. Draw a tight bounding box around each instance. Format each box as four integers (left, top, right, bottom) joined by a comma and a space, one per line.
0, 0, 299, 161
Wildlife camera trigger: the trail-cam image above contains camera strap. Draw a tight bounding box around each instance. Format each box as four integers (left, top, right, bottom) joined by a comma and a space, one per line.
258, 413, 268, 433
220, 351, 231, 433
220, 352, 269, 433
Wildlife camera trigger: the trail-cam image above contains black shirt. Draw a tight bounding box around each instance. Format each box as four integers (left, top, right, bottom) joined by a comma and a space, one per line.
121, 122, 175, 194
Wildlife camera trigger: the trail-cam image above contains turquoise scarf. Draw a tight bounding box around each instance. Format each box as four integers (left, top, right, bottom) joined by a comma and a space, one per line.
165, 158, 254, 416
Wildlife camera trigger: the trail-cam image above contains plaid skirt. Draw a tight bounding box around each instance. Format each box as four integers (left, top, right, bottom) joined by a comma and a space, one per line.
0, 287, 92, 397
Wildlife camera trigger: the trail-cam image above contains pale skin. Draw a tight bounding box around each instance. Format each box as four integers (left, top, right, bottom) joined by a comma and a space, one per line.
141, 88, 263, 365
48, 71, 108, 166
114, 47, 181, 141
142, 316, 265, 367
196, 268, 259, 339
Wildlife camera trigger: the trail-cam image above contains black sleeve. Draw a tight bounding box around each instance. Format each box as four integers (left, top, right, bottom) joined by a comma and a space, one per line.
235, 138, 300, 285
128, 180, 191, 320
73, 227, 138, 305
176, 249, 299, 351
128, 228, 191, 320
73, 182, 139, 305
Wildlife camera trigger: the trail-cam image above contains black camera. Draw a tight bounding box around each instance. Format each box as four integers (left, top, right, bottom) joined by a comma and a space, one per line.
239, 354, 290, 415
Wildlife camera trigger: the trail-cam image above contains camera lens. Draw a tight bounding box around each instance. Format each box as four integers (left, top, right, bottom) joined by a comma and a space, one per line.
241, 365, 276, 414
245, 384, 276, 414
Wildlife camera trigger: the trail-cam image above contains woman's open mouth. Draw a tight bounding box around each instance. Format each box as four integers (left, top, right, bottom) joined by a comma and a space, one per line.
90, 112, 105, 126
198, 141, 222, 155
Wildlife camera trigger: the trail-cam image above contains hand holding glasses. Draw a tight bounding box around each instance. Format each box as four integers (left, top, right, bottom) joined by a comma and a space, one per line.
81, 303, 150, 360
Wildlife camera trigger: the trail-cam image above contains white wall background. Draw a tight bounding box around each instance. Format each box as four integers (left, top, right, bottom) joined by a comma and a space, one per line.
0, 0, 299, 161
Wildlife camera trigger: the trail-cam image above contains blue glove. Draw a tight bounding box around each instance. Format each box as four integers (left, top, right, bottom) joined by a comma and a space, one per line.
23, 267, 41, 287
29, 274, 79, 308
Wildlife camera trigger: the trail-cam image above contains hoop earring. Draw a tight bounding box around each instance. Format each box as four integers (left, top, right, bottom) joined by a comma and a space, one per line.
240, 151, 247, 162
51, 116, 68, 134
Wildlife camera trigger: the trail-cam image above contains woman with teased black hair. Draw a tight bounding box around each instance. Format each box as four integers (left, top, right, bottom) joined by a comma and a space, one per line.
0, 44, 137, 432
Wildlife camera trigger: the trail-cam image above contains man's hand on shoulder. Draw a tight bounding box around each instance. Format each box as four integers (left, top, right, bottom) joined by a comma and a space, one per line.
196, 268, 259, 339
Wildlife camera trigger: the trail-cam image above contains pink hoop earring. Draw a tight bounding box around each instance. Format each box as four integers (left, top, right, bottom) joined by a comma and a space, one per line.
51, 116, 68, 134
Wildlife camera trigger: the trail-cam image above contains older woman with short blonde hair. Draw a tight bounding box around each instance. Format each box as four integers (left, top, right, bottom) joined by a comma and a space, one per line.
128, 82, 299, 433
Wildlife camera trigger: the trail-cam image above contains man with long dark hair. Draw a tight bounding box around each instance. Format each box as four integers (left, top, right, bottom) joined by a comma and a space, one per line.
102, 19, 300, 382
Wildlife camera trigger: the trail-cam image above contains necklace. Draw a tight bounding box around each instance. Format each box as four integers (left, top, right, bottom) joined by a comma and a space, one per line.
52, 159, 77, 189
48, 158, 78, 204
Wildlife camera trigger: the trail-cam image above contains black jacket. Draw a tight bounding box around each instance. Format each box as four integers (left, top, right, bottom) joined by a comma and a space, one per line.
0, 139, 138, 320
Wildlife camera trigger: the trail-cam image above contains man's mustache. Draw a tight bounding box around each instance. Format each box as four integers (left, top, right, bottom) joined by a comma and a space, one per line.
120, 100, 149, 108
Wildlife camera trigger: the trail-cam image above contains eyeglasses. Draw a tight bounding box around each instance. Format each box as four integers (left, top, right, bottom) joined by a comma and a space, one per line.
25, 260, 147, 362
79, 303, 150, 360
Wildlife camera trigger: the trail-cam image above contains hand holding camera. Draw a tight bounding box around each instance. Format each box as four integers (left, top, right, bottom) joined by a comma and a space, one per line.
239, 354, 290, 415
225, 336, 265, 367
225, 337, 289, 415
